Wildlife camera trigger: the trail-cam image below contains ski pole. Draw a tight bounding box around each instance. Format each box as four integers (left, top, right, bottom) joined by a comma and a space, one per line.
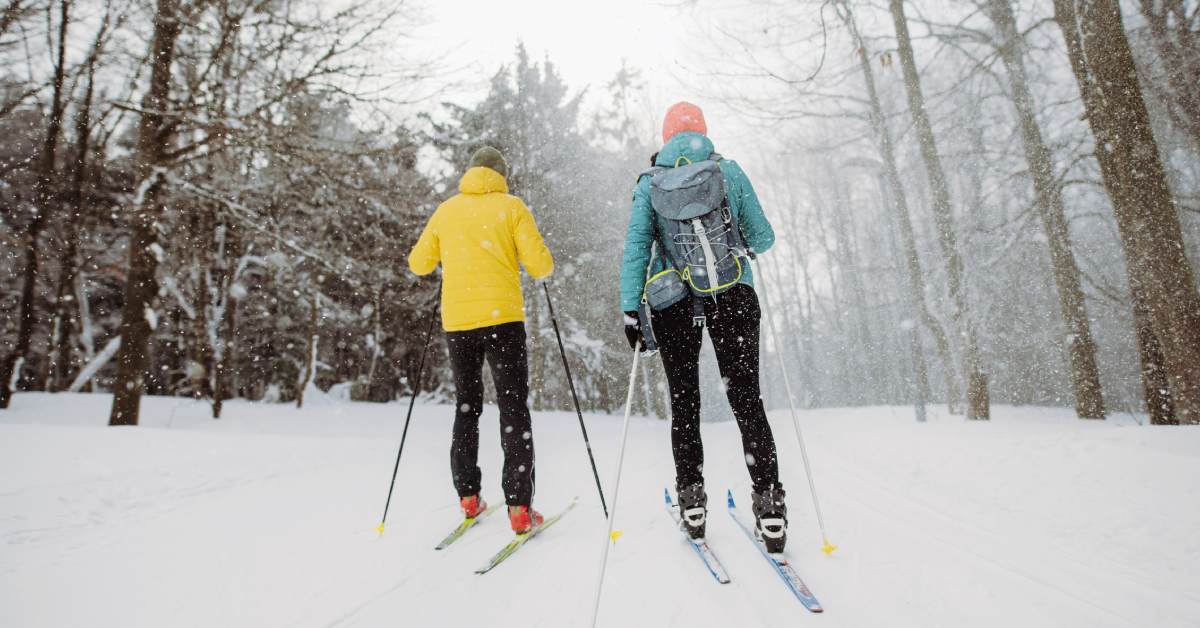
590, 347, 639, 628
376, 306, 439, 536
543, 282, 609, 518
752, 257, 837, 555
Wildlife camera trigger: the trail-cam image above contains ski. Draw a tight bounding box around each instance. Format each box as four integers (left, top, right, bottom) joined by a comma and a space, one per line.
434, 503, 500, 550
474, 497, 578, 574
726, 490, 824, 613
664, 488, 731, 584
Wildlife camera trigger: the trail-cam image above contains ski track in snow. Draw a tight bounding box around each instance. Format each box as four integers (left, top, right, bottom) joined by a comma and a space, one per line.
2, 393, 1199, 627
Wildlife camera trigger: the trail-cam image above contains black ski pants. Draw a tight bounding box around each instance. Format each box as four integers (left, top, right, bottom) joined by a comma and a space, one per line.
446, 321, 535, 507
651, 284, 781, 494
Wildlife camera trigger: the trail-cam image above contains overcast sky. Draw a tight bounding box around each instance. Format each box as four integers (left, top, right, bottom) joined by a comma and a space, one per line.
416, 0, 766, 156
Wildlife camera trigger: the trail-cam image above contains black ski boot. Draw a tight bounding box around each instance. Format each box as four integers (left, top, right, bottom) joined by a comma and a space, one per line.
751, 486, 788, 554
676, 482, 707, 541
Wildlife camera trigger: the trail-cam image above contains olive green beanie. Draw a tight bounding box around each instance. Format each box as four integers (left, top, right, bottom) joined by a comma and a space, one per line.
468, 146, 508, 178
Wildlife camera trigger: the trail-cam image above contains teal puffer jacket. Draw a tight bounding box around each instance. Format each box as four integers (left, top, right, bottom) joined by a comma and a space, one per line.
619, 132, 775, 312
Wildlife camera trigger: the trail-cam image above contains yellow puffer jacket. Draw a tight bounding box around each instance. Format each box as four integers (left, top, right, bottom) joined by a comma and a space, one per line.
408, 167, 554, 331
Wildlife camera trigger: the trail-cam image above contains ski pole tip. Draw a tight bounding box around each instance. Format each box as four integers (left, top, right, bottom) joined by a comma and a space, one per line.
375, 523, 386, 536
822, 541, 837, 555
610, 529, 624, 543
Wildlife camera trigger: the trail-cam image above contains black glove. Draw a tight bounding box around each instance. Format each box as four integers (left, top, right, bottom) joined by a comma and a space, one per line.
623, 311, 643, 350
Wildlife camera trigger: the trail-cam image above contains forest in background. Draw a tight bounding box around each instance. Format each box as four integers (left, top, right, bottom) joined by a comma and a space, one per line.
1, 0, 1198, 425
693, 0, 1200, 424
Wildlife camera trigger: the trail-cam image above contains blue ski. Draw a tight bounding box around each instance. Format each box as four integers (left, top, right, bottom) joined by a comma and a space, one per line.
726, 490, 824, 613
664, 488, 731, 584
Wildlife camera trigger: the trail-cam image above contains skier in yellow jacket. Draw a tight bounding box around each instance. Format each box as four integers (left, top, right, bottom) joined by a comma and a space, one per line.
408, 146, 553, 534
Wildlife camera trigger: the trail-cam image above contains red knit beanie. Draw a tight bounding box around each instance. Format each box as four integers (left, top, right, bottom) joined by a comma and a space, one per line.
662, 101, 707, 143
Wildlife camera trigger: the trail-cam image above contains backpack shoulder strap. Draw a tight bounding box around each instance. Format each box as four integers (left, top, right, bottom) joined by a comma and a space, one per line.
707, 156, 749, 255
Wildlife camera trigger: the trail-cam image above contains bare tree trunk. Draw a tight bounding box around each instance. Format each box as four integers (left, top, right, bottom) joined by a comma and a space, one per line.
889, 0, 990, 420
211, 283, 236, 418
0, 0, 70, 408
211, 229, 239, 419
809, 186, 855, 400
793, 251, 820, 407
839, 1, 961, 412
73, 268, 96, 392
829, 170, 879, 402
109, 0, 181, 426
875, 171, 932, 406
639, 357, 655, 417
528, 283, 545, 410
49, 4, 111, 392
364, 287, 383, 400
49, 225, 81, 392
799, 246, 826, 406
184, 210, 213, 399
1137, 0, 1200, 151
986, 0, 1106, 419
764, 248, 813, 406
296, 291, 319, 409
1133, 289, 1176, 424
1054, 0, 1200, 424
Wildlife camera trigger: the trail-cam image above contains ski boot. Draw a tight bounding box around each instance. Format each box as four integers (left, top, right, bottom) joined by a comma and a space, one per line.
508, 505, 544, 534
751, 486, 788, 554
460, 494, 487, 519
676, 482, 708, 540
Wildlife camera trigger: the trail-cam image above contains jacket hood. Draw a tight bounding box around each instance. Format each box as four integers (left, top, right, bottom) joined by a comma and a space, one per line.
459, 166, 509, 195
655, 132, 716, 168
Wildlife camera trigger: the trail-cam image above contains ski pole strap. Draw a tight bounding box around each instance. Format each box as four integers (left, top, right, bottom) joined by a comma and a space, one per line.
637, 299, 658, 354
639, 241, 663, 352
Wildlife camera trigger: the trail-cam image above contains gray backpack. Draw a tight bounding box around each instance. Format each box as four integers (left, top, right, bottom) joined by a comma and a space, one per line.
641, 155, 750, 317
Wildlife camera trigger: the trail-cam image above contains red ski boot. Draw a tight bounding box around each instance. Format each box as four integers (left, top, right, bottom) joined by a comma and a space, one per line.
460, 494, 487, 519
508, 505, 544, 534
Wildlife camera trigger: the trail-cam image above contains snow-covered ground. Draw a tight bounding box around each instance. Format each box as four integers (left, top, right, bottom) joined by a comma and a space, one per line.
2, 392, 1198, 627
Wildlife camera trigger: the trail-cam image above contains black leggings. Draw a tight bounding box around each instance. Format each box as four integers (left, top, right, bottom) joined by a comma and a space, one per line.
651, 284, 781, 494
446, 321, 535, 506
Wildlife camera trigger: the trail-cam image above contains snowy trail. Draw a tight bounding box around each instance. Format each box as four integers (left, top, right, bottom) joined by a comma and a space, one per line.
2, 393, 1199, 627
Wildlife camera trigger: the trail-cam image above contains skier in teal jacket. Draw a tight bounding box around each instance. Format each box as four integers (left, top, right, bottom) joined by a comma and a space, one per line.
619, 101, 789, 553
619, 134, 775, 312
